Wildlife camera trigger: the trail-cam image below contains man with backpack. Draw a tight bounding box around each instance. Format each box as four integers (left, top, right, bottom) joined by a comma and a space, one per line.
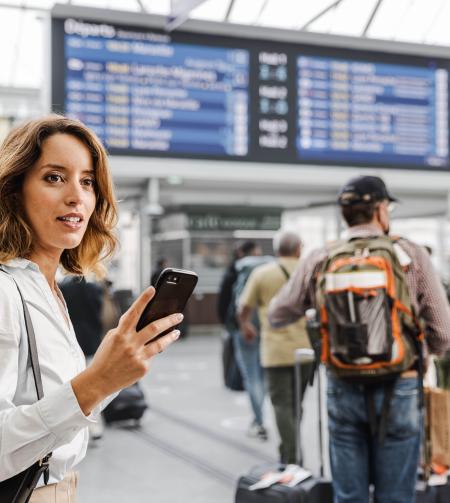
238, 231, 312, 464
269, 176, 450, 503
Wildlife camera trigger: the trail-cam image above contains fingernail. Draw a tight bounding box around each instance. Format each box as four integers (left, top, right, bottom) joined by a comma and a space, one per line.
176, 313, 184, 322
173, 330, 180, 339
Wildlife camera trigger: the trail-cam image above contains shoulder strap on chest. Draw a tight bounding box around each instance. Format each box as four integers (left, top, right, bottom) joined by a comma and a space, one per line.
0, 268, 44, 400
278, 263, 290, 281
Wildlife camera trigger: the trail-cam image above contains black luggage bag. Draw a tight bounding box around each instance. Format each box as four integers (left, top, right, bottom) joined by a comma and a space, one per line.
103, 382, 148, 425
236, 464, 332, 503
415, 480, 450, 503
235, 349, 333, 503
222, 332, 244, 391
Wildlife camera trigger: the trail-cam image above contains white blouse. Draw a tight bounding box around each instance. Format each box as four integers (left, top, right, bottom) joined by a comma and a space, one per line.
0, 258, 107, 486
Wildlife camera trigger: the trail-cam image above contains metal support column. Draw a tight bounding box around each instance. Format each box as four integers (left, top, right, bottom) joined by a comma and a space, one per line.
139, 178, 163, 291
139, 196, 150, 292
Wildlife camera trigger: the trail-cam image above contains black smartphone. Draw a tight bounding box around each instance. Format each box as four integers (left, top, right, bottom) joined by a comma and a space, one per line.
136, 268, 198, 340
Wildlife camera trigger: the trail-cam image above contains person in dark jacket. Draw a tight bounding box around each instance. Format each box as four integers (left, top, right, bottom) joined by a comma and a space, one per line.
218, 241, 270, 440
217, 241, 261, 326
59, 276, 104, 357
59, 276, 105, 440
217, 247, 242, 325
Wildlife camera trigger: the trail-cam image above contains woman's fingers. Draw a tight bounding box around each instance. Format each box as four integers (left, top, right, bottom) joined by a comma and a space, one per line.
119, 286, 155, 330
143, 329, 180, 358
137, 312, 184, 346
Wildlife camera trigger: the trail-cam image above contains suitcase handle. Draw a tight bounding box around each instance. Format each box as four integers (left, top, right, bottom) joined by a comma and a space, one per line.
295, 348, 315, 364
294, 348, 324, 477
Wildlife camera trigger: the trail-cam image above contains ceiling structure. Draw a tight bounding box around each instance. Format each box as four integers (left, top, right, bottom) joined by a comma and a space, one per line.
2, 1, 450, 282
1, 0, 450, 92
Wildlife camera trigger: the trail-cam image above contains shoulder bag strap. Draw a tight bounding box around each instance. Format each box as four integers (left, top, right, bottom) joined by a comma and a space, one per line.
278, 263, 291, 281
0, 268, 52, 476
18, 283, 44, 400
1, 268, 44, 400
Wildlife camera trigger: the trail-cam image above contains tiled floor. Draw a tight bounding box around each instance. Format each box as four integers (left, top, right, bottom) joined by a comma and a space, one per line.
77, 333, 327, 502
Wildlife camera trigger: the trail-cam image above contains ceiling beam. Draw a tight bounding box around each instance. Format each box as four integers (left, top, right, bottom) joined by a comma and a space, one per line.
299, 0, 344, 31
0, 2, 48, 12
136, 0, 148, 13
255, 0, 269, 24
362, 0, 383, 37
422, 0, 447, 43
224, 0, 235, 22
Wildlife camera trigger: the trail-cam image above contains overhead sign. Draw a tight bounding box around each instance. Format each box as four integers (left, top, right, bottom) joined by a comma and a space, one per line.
188, 213, 281, 232
52, 15, 450, 171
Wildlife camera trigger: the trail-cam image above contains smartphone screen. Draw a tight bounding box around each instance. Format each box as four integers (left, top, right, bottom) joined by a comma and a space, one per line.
136, 268, 198, 336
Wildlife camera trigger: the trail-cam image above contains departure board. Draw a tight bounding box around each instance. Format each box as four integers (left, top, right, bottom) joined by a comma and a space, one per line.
297, 56, 448, 167
63, 20, 249, 156
51, 15, 450, 170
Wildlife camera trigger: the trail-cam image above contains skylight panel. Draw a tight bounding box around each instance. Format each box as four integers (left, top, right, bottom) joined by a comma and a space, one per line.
394, 0, 442, 43
295, 0, 337, 30
366, 0, 410, 40
305, 2, 338, 33
424, 0, 450, 46
228, 0, 265, 25
141, 0, 170, 16
141, 0, 170, 15
257, 0, 309, 29
108, 0, 141, 11
189, 0, 230, 22
330, 0, 378, 37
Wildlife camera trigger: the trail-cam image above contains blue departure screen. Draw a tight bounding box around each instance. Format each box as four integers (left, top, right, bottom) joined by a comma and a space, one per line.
64, 20, 249, 157
53, 16, 450, 169
297, 56, 448, 167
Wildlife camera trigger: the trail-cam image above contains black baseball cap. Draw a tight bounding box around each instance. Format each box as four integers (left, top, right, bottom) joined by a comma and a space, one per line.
338, 176, 398, 206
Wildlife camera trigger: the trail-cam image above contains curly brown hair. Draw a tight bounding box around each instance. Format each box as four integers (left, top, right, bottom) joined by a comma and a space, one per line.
0, 115, 118, 276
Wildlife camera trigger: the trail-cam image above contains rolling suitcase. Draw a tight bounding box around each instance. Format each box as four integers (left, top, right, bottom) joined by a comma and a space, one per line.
235, 465, 332, 503
235, 348, 333, 503
103, 382, 148, 425
415, 481, 450, 503
222, 331, 244, 391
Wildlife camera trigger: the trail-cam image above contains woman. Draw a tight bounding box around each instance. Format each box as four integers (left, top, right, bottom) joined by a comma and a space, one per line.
0, 116, 181, 501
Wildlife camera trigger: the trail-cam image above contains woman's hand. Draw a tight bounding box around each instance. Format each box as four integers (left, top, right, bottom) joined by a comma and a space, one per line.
71, 287, 181, 415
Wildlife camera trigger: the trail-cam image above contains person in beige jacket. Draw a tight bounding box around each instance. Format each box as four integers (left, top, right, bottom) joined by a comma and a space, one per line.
238, 231, 311, 464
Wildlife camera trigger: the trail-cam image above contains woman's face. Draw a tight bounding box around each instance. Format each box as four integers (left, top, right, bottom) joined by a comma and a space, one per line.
22, 133, 97, 257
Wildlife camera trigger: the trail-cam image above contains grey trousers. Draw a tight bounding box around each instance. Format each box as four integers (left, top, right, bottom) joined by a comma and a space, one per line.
265, 362, 313, 464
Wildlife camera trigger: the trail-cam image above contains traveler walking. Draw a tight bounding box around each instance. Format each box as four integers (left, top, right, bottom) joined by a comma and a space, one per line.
218, 245, 245, 391
217, 246, 243, 328
269, 176, 450, 503
238, 231, 312, 463
218, 240, 271, 439
0, 116, 181, 502
233, 243, 273, 440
